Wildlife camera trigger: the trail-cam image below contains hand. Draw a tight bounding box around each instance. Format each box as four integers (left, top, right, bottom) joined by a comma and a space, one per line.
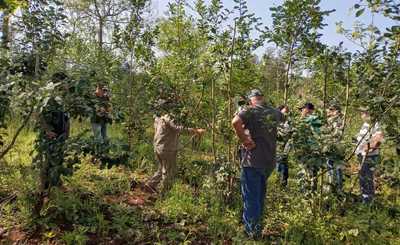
46, 131, 57, 139
243, 137, 256, 150
195, 128, 206, 135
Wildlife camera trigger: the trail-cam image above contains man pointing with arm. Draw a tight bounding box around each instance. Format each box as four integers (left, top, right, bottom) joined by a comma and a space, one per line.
146, 98, 205, 195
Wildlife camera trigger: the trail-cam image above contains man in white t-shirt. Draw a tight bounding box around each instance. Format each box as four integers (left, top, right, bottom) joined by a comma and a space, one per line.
355, 108, 384, 203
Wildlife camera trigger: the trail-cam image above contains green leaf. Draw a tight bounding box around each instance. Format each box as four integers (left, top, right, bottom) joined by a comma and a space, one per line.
355, 8, 365, 17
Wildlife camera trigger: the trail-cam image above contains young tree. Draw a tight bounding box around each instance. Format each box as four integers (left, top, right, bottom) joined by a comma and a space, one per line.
112, 0, 156, 150
155, 0, 207, 125
0, 0, 27, 49
16, 0, 67, 78
336, 0, 399, 165
1, 0, 67, 162
265, 0, 333, 104
11, 0, 70, 215
259, 48, 286, 100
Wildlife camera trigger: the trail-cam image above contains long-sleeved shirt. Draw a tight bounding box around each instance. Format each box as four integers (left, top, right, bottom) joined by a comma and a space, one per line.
153, 114, 190, 153
40, 97, 70, 140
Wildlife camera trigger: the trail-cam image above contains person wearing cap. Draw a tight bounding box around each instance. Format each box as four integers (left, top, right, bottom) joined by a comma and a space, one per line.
276, 105, 292, 187
300, 102, 321, 133
90, 83, 112, 143
146, 98, 206, 194
297, 102, 322, 192
232, 89, 283, 239
355, 108, 384, 203
235, 95, 249, 115
324, 103, 345, 193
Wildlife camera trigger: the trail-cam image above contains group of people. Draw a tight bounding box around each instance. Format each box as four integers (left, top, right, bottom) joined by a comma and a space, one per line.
39, 78, 384, 239
143, 88, 384, 239
276, 99, 383, 203
232, 89, 384, 238
38, 81, 112, 191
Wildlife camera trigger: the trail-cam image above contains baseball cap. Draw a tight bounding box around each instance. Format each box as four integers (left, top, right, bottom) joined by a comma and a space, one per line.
247, 89, 264, 99
299, 102, 315, 110
328, 102, 341, 111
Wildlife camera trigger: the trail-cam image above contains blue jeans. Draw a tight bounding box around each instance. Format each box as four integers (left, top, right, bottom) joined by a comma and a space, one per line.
326, 159, 343, 192
358, 154, 379, 203
241, 167, 272, 236
92, 122, 108, 143
277, 156, 289, 187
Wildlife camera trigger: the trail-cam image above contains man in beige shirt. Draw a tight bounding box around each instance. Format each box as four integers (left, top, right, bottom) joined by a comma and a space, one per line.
146, 100, 205, 194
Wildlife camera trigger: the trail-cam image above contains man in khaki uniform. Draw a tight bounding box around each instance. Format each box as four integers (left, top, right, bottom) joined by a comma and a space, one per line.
146, 100, 205, 194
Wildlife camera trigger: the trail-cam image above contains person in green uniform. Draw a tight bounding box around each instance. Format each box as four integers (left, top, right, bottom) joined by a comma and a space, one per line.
297, 102, 322, 192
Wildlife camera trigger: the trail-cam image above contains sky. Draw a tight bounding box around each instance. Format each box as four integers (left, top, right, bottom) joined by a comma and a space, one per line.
151, 0, 398, 55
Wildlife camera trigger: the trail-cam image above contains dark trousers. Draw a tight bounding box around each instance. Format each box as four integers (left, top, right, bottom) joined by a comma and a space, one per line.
40, 139, 65, 190
241, 167, 273, 236
326, 159, 343, 192
299, 166, 318, 193
277, 156, 289, 187
358, 154, 379, 202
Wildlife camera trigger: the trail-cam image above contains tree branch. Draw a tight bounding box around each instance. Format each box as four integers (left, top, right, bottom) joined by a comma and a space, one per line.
0, 106, 34, 161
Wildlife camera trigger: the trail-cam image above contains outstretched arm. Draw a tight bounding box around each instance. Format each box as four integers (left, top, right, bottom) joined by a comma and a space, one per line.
168, 118, 205, 135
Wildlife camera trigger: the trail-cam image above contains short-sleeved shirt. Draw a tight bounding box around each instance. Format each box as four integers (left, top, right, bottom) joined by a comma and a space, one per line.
153, 114, 186, 153
356, 122, 383, 156
238, 104, 283, 169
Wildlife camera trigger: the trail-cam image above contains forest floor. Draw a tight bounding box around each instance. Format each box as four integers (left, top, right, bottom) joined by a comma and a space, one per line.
0, 123, 399, 244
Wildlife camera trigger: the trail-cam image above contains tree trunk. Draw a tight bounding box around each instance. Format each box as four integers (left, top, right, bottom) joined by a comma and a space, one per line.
0, 107, 34, 161
33, 36, 40, 78
35, 52, 40, 78
323, 60, 328, 115
341, 57, 351, 138
1, 10, 11, 49
276, 65, 280, 95
227, 22, 237, 164
98, 18, 104, 49
284, 44, 294, 105
127, 53, 135, 151
211, 76, 217, 163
